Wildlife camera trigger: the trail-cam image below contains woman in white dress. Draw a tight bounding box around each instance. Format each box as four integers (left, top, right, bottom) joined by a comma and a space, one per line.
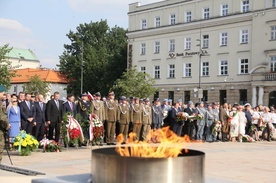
230, 105, 247, 142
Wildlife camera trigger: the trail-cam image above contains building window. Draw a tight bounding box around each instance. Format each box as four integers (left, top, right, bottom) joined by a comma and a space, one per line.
184, 37, 191, 50
202, 35, 209, 48
221, 4, 229, 16
241, 0, 249, 13
239, 59, 249, 74
271, 56, 276, 72
183, 63, 192, 77
141, 19, 147, 29
154, 66, 160, 79
186, 11, 192, 22
141, 43, 146, 55
141, 66, 146, 73
168, 91, 174, 103
155, 16, 161, 27
202, 62, 209, 76
168, 64, 175, 78
13, 85, 17, 93
239, 89, 248, 105
203, 90, 208, 102
203, 8, 210, 19
271, 26, 276, 40
273, 0, 276, 7
240, 30, 249, 43
154, 91, 159, 99
219, 60, 228, 75
170, 14, 176, 25
220, 32, 228, 46
154, 41, 160, 54
169, 39, 175, 52
184, 91, 190, 103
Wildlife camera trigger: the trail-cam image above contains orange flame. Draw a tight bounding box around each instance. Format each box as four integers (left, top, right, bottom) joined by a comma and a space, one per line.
116, 126, 190, 158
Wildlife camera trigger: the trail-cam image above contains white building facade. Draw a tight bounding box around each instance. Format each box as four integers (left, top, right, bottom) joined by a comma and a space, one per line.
127, 0, 276, 106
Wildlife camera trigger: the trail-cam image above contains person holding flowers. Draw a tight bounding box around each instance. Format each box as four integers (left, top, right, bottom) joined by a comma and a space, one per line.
195, 102, 206, 141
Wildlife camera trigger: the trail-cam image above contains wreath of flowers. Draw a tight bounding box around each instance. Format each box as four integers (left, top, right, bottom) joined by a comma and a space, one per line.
13, 130, 39, 156
40, 138, 62, 152
89, 114, 104, 143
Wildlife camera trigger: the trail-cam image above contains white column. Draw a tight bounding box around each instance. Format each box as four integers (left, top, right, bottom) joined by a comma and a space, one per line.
258, 86, 264, 105
252, 86, 257, 107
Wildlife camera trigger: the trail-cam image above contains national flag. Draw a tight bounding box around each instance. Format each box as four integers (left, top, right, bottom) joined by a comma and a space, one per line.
87, 91, 94, 101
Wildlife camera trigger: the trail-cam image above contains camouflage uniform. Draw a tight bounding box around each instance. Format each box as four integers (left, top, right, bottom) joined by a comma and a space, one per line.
0, 101, 9, 163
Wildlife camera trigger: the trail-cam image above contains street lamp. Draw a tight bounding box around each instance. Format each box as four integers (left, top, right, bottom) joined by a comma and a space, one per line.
81, 42, 84, 95
196, 39, 203, 102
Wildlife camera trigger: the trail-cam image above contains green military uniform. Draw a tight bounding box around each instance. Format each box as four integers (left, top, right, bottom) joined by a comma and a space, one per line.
130, 103, 142, 140
0, 100, 9, 163
91, 100, 105, 122
104, 99, 118, 144
141, 103, 152, 141
117, 102, 130, 141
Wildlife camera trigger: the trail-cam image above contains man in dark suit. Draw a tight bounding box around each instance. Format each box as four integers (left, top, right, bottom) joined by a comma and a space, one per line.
46, 92, 63, 143
63, 94, 77, 117
34, 94, 46, 141
20, 93, 36, 134
184, 101, 197, 140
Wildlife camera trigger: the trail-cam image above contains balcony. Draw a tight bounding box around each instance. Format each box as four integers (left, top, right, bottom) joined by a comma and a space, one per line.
264, 73, 276, 81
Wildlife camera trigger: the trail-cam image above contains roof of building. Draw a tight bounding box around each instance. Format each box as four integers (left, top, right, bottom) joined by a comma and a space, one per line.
5, 48, 39, 61
11, 68, 68, 84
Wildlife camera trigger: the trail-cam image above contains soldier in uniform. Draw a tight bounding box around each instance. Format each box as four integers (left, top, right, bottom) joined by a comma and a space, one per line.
0, 85, 10, 164
117, 96, 130, 143
77, 93, 92, 142
130, 97, 142, 140
141, 98, 152, 141
91, 92, 105, 122
104, 91, 118, 145
152, 98, 163, 130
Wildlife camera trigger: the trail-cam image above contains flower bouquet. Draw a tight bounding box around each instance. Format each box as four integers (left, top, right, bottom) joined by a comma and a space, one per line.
211, 120, 222, 136
40, 138, 62, 152
89, 114, 104, 145
13, 130, 39, 156
66, 116, 84, 147
162, 110, 168, 119
176, 112, 188, 122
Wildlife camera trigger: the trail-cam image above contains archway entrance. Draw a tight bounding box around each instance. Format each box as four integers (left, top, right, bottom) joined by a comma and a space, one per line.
269, 91, 276, 107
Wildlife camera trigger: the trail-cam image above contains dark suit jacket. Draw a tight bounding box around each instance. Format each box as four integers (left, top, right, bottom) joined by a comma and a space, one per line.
20, 100, 36, 123
63, 101, 77, 117
34, 102, 46, 123
46, 99, 63, 123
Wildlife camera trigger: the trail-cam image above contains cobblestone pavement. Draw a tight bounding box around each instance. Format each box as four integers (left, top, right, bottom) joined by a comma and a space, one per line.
0, 141, 275, 183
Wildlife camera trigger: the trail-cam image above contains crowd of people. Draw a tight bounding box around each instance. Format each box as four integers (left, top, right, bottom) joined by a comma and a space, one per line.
1, 89, 276, 149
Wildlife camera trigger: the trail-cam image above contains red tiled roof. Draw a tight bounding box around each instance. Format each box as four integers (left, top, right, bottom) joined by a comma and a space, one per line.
11, 68, 68, 84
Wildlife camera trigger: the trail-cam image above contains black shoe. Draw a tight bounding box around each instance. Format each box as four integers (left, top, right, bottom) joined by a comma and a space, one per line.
107, 143, 111, 145
110, 143, 116, 145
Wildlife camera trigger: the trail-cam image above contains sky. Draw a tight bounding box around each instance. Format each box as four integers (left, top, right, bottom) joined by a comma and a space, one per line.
0, 0, 161, 68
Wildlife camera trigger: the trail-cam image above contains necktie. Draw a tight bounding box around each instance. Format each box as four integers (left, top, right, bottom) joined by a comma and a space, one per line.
55, 100, 59, 109
70, 102, 73, 111
27, 101, 30, 109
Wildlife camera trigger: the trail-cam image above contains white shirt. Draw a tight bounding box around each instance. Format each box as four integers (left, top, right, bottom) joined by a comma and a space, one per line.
252, 111, 260, 125
270, 112, 276, 124
261, 112, 272, 124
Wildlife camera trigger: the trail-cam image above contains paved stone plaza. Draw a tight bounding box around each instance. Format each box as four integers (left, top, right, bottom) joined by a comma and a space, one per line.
0, 141, 275, 183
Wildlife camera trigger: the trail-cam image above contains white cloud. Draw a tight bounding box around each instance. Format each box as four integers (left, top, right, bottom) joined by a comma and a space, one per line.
0, 18, 32, 34
67, 0, 160, 13
0, 18, 35, 48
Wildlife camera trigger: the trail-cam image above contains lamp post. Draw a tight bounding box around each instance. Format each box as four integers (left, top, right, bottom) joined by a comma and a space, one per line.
196, 39, 203, 102
80, 42, 84, 95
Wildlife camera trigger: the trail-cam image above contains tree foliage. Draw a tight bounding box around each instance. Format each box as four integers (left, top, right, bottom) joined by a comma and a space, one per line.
59, 20, 127, 97
24, 75, 50, 97
111, 67, 157, 99
0, 44, 17, 89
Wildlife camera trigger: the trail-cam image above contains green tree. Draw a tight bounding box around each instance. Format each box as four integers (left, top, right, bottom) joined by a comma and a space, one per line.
59, 20, 127, 97
24, 75, 50, 97
111, 67, 157, 98
0, 44, 17, 89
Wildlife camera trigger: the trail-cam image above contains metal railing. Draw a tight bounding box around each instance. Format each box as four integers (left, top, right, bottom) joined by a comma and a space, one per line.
264, 73, 276, 81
